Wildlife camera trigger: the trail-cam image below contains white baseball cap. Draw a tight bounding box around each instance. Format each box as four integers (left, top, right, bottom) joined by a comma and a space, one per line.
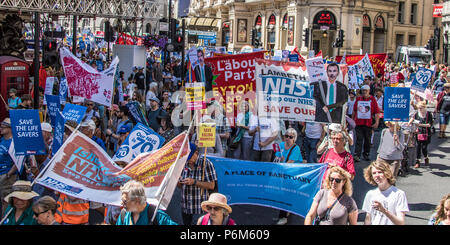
41, 122, 52, 133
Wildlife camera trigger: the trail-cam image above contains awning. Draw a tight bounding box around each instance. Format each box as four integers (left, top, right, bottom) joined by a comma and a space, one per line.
188, 17, 198, 26
188, 17, 219, 28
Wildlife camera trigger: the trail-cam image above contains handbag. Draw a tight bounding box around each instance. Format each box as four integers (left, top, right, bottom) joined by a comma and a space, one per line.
416, 112, 429, 142
314, 192, 344, 225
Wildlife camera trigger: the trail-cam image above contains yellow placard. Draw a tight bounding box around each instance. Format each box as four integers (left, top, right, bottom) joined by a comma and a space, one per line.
185, 82, 206, 110
198, 122, 216, 148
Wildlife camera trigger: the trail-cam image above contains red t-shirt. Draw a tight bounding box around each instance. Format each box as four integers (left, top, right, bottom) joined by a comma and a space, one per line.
353, 95, 380, 127
319, 148, 355, 178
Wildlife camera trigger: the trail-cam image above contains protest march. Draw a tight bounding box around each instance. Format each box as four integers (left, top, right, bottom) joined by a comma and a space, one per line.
1, 42, 450, 229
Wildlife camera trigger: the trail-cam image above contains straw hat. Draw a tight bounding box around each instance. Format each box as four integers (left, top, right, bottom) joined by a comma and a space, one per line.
4, 180, 39, 202
201, 193, 232, 213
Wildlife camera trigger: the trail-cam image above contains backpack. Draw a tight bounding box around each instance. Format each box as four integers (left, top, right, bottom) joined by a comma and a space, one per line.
119, 204, 158, 225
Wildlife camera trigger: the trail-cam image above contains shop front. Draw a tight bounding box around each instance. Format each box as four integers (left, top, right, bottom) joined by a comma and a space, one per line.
311, 10, 338, 57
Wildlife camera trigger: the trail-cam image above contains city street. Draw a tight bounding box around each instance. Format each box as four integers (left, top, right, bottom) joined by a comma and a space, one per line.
165, 121, 450, 225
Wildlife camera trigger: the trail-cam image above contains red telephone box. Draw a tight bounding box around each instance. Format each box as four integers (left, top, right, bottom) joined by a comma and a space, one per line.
0, 56, 30, 121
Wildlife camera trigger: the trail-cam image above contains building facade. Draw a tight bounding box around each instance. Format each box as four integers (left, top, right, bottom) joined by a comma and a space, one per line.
188, 0, 443, 61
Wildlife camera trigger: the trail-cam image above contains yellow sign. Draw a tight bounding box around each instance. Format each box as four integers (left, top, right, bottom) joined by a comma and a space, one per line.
198, 122, 216, 148
185, 82, 206, 110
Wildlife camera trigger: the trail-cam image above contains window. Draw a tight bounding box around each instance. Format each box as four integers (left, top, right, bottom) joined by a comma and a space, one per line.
396, 34, 404, 47
411, 3, 417, 25
408, 35, 416, 46
398, 2, 405, 23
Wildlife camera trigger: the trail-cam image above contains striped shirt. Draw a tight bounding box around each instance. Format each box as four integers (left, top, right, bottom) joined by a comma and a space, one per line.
180, 156, 217, 214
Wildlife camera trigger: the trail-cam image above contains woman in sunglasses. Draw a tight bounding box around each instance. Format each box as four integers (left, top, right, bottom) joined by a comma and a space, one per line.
274, 128, 303, 163
304, 166, 358, 225
197, 193, 235, 225
32, 196, 60, 225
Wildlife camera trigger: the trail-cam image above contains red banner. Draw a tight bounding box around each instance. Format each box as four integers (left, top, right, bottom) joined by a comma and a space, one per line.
433, 4, 443, 18
115, 33, 143, 46
336, 53, 387, 76
203, 51, 265, 124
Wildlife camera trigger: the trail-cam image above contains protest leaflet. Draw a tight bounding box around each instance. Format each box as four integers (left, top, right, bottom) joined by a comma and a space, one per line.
185, 82, 206, 110
113, 123, 165, 164
10, 109, 46, 155
384, 87, 411, 122
36, 131, 190, 208
60, 47, 119, 107
62, 103, 87, 124
255, 58, 315, 122
208, 156, 327, 217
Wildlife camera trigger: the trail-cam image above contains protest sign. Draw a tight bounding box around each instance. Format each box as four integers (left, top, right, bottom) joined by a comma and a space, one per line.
255, 59, 315, 122
205, 51, 265, 125
126, 102, 149, 127
9, 110, 46, 155
208, 156, 327, 217
8, 140, 25, 173
60, 47, 119, 107
62, 103, 87, 124
43, 77, 57, 105
52, 111, 66, 156
347, 54, 375, 90
288, 54, 299, 62
59, 77, 69, 105
305, 56, 328, 83
45, 94, 61, 126
198, 123, 216, 147
113, 123, 165, 164
411, 67, 433, 93
384, 87, 411, 122
336, 53, 387, 76
185, 82, 206, 110
36, 131, 190, 208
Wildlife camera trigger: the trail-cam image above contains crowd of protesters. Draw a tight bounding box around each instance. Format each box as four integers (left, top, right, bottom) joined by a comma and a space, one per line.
0, 43, 449, 226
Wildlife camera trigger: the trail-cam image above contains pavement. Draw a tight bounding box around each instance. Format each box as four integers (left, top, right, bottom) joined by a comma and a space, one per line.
164, 120, 450, 225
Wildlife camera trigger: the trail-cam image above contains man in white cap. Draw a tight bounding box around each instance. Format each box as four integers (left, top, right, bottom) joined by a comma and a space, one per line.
0, 118, 18, 215
352, 84, 381, 162
41, 122, 53, 153
80, 119, 106, 151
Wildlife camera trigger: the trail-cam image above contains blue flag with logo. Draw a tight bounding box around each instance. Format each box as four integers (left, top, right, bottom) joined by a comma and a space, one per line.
112, 123, 165, 164
10, 110, 47, 155
62, 103, 87, 124
45, 94, 61, 127
411, 67, 433, 93
208, 156, 327, 217
384, 87, 411, 122
126, 102, 150, 127
51, 111, 66, 156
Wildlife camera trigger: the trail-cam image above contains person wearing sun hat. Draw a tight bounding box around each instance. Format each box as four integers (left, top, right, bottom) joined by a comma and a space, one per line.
197, 193, 235, 225
2, 180, 39, 225
0, 118, 18, 215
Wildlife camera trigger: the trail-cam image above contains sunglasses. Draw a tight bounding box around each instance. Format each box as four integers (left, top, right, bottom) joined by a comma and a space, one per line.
87, 104, 94, 106
284, 135, 295, 139
329, 177, 343, 184
33, 210, 48, 217
206, 206, 222, 212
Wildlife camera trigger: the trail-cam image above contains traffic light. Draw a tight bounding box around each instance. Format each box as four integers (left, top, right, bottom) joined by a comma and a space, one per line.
425, 38, 435, 51
43, 39, 58, 67
434, 27, 440, 50
303, 28, 309, 48
104, 21, 115, 42
251, 29, 257, 46
338, 29, 344, 42
173, 34, 184, 52
169, 18, 179, 40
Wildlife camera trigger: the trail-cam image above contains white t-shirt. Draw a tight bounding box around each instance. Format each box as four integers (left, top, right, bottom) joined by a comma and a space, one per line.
250, 117, 279, 151
305, 122, 323, 139
362, 185, 409, 225
236, 112, 257, 138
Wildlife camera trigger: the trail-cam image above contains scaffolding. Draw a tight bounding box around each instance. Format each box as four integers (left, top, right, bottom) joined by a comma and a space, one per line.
0, 0, 164, 20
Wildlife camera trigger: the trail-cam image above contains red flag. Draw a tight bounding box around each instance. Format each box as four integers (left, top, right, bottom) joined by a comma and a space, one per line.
316, 50, 322, 57
291, 47, 306, 63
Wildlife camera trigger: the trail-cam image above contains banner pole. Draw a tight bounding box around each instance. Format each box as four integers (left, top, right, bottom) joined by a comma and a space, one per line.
200, 147, 207, 197
150, 110, 197, 223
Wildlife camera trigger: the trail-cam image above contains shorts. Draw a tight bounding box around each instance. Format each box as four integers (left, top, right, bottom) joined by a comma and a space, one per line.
439, 113, 450, 125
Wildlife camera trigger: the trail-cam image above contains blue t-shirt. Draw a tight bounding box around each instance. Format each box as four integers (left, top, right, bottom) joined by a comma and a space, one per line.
0, 138, 13, 175
275, 142, 302, 163
8, 97, 21, 109
116, 204, 177, 225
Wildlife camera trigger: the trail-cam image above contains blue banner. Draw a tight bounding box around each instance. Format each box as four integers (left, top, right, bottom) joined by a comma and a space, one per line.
62, 103, 87, 124
51, 111, 65, 156
411, 67, 433, 93
45, 94, 61, 127
112, 123, 165, 164
126, 102, 149, 127
384, 87, 411, 122
10, 110, 46, 155
288, 54, 299, 62
208, 156, 327, 217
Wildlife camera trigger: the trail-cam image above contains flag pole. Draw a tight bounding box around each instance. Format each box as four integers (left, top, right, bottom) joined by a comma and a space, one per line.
150, 110, 197, 223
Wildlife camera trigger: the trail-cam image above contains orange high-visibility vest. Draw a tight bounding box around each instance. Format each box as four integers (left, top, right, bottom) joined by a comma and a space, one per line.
55, 193, 89, 224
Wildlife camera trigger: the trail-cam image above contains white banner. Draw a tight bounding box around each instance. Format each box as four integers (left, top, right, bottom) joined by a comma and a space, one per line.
36, 131, 190, 209
305, 56, 328, 83
347, 53, 375, 90
60, 47, 119, 107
